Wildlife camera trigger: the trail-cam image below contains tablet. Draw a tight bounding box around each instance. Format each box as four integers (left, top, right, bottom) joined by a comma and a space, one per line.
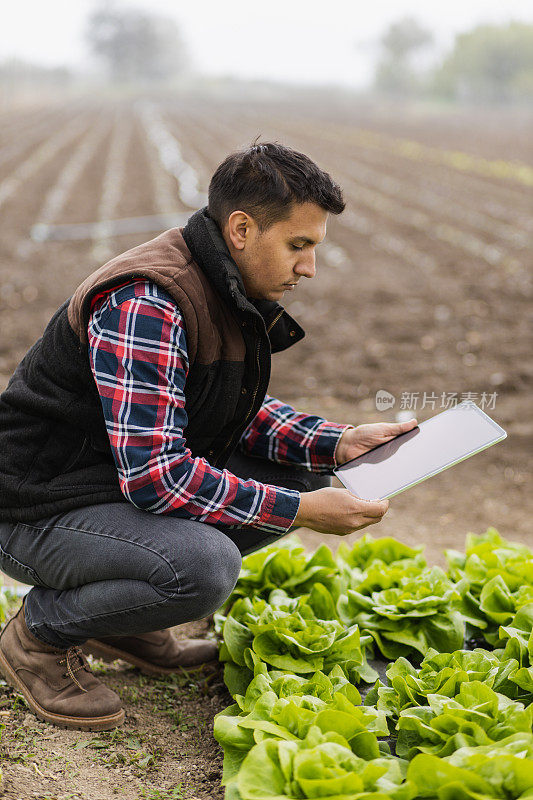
333, 401, 506, 501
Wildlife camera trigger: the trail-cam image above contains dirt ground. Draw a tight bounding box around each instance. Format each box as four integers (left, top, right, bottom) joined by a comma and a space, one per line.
0, 88, 531, 799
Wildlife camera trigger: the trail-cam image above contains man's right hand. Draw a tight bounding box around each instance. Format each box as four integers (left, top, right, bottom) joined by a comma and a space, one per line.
293, 487, 389, 535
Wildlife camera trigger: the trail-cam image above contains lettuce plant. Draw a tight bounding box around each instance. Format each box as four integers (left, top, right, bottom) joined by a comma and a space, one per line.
335, 536, 429, 613
407, 734, 533, 799
233, 726, 412, 800
446, 528, 533, 643
214, 664, 390, 786
220, 591, 377, 697
396, 681, 533, 759
366, 647, 523, 718
336, 534, 426, 574
494, 604, 533, 697
338, 566, 465, 659
221, 538, 342, 611
446, 529, 533, 592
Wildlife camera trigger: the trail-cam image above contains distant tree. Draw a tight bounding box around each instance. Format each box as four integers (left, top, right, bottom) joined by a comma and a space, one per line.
85, 5, 188, 83
432, 22, 533, 104
373, 17, 434, 97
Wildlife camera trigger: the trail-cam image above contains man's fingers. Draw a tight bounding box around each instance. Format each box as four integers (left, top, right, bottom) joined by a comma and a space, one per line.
376, 419, 417, 440
384, 418, 417, 434
359, 499, 389, 517
398, 418, 418, 432
359, 516, 381, 529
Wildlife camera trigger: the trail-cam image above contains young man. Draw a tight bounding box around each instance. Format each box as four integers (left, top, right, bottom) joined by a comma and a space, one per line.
0, 142, 415, 730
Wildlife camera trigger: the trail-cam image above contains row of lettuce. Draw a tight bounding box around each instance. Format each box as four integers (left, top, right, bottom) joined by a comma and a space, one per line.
212, 529, 533, 799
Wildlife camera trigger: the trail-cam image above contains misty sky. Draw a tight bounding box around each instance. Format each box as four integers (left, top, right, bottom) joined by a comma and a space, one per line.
2, 0, 533, 87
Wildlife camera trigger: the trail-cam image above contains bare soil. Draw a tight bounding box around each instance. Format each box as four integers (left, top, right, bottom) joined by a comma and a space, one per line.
0, 89, 531, 799
0, 616, 228, 800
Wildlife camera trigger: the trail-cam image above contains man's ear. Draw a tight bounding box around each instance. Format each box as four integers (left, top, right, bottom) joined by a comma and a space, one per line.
225, 210, 253, 251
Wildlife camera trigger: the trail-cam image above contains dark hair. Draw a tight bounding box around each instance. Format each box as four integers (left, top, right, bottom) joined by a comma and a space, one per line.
208, 140, 345, 231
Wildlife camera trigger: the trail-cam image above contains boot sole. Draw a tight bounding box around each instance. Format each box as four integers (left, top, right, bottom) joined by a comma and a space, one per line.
83, 639, 220, 676
0, 648, 125, 731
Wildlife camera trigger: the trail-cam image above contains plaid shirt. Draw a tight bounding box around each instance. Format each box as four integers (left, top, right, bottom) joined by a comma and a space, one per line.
87, 280, 350, 533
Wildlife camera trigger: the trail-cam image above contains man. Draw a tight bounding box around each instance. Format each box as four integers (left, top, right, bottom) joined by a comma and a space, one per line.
0, 142, 416, 731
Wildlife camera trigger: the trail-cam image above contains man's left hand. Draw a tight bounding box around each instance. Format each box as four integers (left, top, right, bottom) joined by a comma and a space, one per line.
335, 418, 418, 466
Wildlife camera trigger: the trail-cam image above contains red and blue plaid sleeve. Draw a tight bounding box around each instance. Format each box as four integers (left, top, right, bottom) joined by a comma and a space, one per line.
87, 280, 300, 533
239, 396, 353, 473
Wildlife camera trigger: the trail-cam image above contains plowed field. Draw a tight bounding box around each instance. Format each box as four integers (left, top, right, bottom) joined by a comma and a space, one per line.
0, 91, 531, 799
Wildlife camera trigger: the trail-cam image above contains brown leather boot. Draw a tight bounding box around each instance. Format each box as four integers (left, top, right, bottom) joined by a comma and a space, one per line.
0, 604, 124, 731
83, 629, 219, 676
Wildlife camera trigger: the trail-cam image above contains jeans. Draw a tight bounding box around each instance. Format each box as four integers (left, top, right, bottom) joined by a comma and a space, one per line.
0, 450, 331, 649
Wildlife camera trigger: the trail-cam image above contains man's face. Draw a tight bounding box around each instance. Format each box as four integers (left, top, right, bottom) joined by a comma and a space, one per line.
223, 202, 328, 301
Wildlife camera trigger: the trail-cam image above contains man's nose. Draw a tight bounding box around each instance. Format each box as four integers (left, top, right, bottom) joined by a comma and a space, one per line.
295, 251, 316, 279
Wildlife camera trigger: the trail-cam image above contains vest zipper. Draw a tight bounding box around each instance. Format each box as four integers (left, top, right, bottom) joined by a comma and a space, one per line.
215, 310, 282, 464
216, 336, 262, 465
267, 309, 284, 333
242, 338, 262, 427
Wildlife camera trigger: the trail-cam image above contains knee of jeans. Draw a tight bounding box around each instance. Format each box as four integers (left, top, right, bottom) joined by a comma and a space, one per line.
154, 530, 242, 618
191, 534, 243, 616
286, 473, 332, 492
308, 473, 332, 491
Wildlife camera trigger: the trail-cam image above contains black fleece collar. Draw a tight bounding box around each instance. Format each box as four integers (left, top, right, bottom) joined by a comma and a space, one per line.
182, 207, 250, 313
182, 208, 305, 349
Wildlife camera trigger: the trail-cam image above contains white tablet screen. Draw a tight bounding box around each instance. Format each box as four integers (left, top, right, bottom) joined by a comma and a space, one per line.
333, 402, 506, 501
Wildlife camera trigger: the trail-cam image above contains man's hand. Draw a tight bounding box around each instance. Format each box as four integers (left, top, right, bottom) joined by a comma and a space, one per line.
335, 418, 418, 466
294, 487, 389, 536
292, 418, 417, 536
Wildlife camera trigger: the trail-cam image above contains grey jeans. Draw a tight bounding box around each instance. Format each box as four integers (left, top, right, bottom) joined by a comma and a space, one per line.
0, 451, 331, 649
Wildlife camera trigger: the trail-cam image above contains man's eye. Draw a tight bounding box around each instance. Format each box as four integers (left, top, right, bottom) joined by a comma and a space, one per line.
291, 244, 303, 251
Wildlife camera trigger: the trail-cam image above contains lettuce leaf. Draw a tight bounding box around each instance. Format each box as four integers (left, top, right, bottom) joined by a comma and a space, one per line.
371, 647, 524, 719
338, 567, 465, 659
396, 681, 533, 759
219, 538, 342, 614
235, 727, 412, 800
221, 591, 377, 694
446, 528, 533, 643
408, 735, 533, 798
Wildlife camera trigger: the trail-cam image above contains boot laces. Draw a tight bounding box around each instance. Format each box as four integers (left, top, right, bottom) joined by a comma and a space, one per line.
57, 646, 89, 693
